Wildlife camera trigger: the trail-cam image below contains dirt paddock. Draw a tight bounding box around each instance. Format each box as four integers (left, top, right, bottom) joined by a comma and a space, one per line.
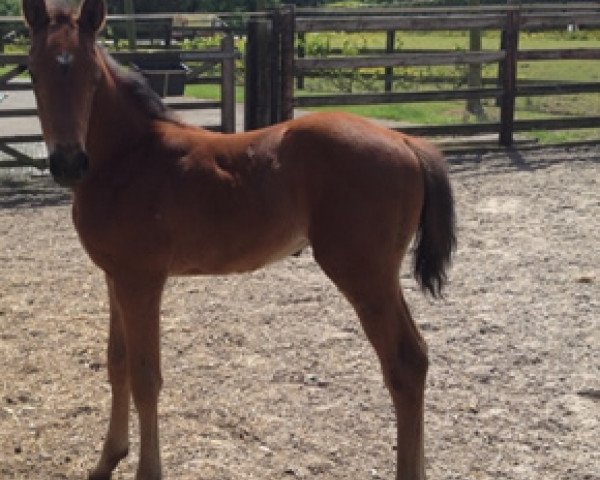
1, 146, 598, 480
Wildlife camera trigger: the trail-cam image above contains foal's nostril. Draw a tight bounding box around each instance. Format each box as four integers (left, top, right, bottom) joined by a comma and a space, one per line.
48, 146, 90, 186
48, 150, 65, 177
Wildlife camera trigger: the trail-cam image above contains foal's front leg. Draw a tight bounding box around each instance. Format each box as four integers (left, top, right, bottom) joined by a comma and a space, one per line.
89, 276, 131, 480
112, 272, 166, 480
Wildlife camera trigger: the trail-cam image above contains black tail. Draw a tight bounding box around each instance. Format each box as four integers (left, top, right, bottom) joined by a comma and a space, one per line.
407, 138, 456, 298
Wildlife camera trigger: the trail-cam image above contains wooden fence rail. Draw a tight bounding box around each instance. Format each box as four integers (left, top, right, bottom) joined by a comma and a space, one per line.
296, 3, 600, 15
261, 4, 600, 147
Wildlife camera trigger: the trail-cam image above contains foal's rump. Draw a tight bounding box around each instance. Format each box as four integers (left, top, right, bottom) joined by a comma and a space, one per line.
280, 112, 427, 214
276, 112, 454, 293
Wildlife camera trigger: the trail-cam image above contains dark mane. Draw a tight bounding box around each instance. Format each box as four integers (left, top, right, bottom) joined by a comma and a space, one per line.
99, 47, 182, 125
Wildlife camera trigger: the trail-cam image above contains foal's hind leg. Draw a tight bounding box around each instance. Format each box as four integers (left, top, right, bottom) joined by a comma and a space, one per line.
89, 275, 131, 480
312, 246, 427, 480
378, 292, 428, 480
352, 286, 427, 480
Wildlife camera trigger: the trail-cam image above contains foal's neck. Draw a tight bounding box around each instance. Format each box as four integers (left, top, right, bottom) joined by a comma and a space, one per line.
85, 52, 154, 163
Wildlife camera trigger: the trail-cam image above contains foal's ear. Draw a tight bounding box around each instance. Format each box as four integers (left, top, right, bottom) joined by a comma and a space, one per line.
78, 0, 106, 33
22, 0, 50, 31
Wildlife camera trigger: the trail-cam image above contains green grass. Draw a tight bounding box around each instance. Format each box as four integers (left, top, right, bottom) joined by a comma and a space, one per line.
523, 128, 600, 144
309, 101, 471, 125
184, 83, 245, 102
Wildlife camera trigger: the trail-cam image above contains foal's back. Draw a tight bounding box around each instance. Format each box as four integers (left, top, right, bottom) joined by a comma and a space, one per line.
142, 112, 425, 276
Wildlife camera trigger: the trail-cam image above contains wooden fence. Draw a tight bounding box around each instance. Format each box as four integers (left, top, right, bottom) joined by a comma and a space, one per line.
247, 3, 600, 147
0, 15, 237, 169
2, 4, 600, 170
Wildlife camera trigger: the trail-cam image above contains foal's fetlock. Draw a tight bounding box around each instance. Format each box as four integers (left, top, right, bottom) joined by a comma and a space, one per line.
134, 468, 162, 480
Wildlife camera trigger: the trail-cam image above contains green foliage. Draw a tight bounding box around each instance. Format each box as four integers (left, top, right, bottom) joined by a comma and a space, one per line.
181, 35, 221, 50
368, 1, 543, 5
0, 0, 286, 16
106, 0, 280, 13
0, 0, 19, 16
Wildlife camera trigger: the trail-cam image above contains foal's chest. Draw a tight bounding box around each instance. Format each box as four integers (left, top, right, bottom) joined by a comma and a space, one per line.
72, 183, 171, 274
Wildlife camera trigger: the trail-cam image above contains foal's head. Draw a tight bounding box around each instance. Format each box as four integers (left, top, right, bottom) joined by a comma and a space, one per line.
24, 0, 106, 187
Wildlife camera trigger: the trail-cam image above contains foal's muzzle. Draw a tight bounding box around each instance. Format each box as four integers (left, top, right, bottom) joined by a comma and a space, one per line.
48, 145, 89, 187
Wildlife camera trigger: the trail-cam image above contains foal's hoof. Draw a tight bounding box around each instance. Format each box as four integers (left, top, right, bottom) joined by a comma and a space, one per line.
88, 471, 111, 480
134, 470, 162, 480
88, 447, 129, 480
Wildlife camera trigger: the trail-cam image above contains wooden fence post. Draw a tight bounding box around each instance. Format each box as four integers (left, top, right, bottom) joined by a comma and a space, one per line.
297, 31, 305, 90
165, 19, 173, 49
385, 30, 396, 92
499, 9, 520, 147
270, 8, 282, 124
245, 18, 272, 130
269, 5, 295, 124
221, 34, 236, 133
124, 0, 137, 50
279, 5, 296, 122
467, 8, 483, 116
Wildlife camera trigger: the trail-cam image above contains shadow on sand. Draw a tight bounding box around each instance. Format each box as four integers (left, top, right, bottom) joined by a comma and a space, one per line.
447, 144, 600, 177
0, 174, 71, 209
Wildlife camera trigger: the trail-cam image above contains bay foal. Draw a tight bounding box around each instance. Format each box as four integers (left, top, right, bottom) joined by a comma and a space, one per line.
23, 0, 456, 478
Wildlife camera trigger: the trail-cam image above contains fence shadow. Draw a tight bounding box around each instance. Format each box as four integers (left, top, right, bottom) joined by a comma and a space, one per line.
0, 175, 71, 209
447, 145, 600, 177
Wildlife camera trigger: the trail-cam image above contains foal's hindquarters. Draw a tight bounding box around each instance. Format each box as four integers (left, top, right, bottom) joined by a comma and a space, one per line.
290, 119, 431, 479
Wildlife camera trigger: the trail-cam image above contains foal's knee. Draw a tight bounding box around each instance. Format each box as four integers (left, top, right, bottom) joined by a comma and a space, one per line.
386, 338, 429, 397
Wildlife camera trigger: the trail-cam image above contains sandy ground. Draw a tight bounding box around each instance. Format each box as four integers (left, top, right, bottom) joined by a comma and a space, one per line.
0, 145, 599, 480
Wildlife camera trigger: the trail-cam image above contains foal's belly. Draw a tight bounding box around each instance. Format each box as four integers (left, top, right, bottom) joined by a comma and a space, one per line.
168, 224, 310, 276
